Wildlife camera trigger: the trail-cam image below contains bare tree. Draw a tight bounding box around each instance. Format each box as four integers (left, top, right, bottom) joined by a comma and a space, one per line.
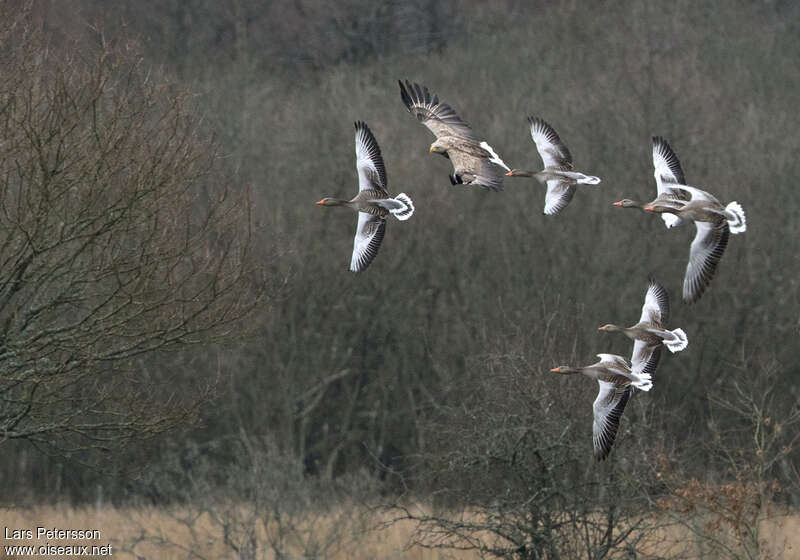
0, 8, 265, 455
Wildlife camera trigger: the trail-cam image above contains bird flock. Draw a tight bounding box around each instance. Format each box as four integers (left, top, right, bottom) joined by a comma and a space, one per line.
316, 80, 747, 460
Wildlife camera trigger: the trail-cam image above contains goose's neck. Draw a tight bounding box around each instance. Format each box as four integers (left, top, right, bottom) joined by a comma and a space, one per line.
612, 200, 646, 209
645, 202, 682, 214
317, 197, 352, 207
507, 169, 538, 178
621, 326, 639, 340
551, 366, 582, 375
326, 198, 351, 207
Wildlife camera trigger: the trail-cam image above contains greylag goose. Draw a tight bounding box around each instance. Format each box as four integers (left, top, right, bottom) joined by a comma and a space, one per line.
643, 183, 745, 303
317, 121, 414, 272
598, 279, 688, 376
399, 80, 510, 191
505, 117, 601, 215
550, 353, 653, 461
612, 136, 690, 227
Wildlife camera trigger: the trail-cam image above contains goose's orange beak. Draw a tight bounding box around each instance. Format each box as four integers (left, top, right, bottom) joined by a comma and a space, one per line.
505, 171, 513, 176
550, 367, 559, 372
316, 199, 325, 205
613, 201, 623, 206
644, 205, 655, 212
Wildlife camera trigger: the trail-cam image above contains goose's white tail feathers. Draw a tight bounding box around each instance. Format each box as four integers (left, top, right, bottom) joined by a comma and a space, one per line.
664, 328, 688, 353
631, 371, 653, 392
559, 170, 601, 185
480, 141, 511, 171
661, 213, 683, 228
577, 174, 601, 185
725, 201, 746, 234
391, 193, 414, 221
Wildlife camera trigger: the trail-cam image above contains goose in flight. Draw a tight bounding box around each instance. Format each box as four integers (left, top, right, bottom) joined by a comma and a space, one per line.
643, 183, 745, 303
551, 353, 653, 461
505, 117, 601, 215
599, 279, 688, 378
399, 80, 510, 191
317, 121, 414, 272
613, 136, 690, 228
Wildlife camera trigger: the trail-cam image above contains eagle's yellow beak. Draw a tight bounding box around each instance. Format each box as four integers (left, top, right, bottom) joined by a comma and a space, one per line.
429, 146, 435, 153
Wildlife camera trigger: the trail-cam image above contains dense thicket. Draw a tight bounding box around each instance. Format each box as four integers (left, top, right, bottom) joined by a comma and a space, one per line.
1, 2, 799, 553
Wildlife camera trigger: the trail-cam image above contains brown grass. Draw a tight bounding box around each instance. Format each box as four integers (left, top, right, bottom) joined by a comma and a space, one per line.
0, 504, 479, 560
1, 505, 798, 559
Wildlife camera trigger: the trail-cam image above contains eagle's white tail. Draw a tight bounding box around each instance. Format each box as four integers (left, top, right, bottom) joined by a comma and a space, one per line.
391, 193, 414, 221
664, 328, 688, 353
725, 201, 746, 234
479, 141, 511, 171
631, 371, 653, 392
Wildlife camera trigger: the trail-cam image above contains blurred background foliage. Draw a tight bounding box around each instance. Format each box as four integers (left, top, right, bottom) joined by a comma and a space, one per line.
1, 0, 799, 545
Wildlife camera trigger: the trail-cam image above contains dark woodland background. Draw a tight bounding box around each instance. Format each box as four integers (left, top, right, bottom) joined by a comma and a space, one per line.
1, 0, 799, 557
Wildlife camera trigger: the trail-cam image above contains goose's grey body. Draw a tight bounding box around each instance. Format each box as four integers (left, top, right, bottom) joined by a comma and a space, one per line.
599, 280, 688, 377
506, 117, 601, 215
645, 183, 745, 303
317, 121, 414, 272
551, 351, 653, 461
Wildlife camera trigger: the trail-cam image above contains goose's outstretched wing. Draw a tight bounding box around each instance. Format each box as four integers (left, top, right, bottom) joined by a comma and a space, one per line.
592, 381, 632, 461
683, 221, 729, 303
639, 279, 669, 326
652, 137, 690, 227
631, 339, 661, 378
529, 117, 573, 169
543, 180, 576, 215
652, 136, 686, 191
355, 121, 387, 192
350, 212, 386, 272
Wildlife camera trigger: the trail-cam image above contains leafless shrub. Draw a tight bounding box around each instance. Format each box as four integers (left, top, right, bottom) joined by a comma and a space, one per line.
651, 361, 800, 559
124, 433, 377, 560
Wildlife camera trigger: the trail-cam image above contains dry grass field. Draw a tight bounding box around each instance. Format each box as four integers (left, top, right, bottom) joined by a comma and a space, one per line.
1, 505, 799, 559
1, 505, 473, 560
